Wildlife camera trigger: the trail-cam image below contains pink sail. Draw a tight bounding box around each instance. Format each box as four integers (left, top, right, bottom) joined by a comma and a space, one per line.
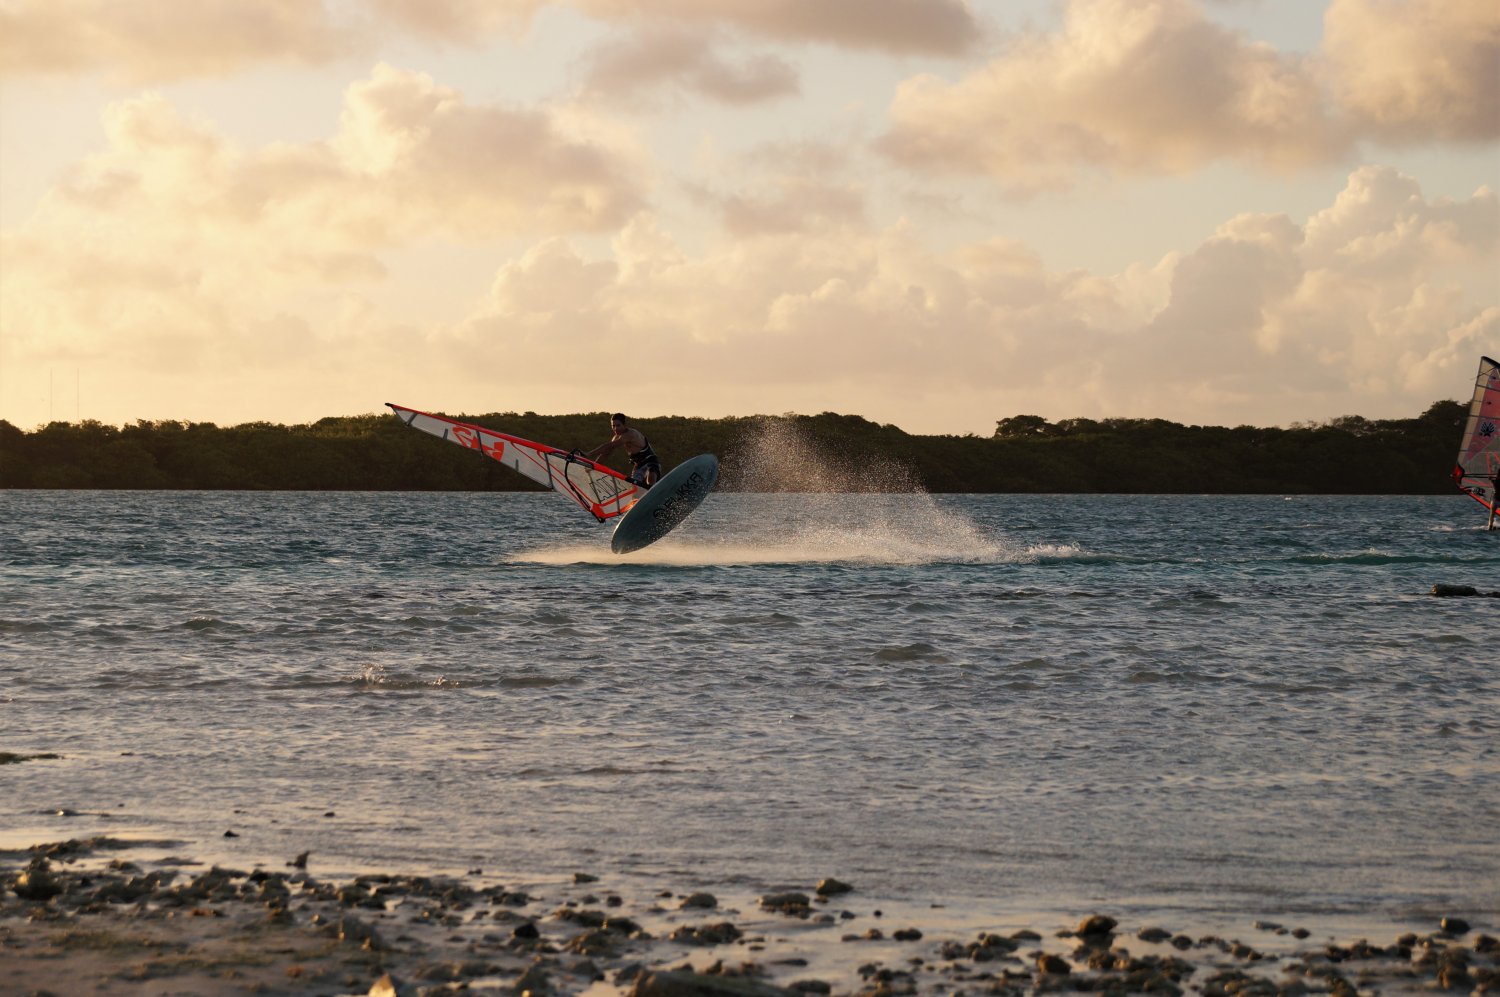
1452, 357, 1500, 516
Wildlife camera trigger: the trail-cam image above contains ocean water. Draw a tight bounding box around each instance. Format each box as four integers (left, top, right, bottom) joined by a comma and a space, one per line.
2, 486, 1497, 935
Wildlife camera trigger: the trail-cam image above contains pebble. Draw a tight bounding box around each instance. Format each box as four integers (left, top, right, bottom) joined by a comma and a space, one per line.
759, 892, 810, 915
671, 922, 742, 946
630, 969, 792, 997
2, 837, 1493, 997
13, 867, 62, 901
367, 972, 416, 997
1036, 952, 1072, 975
1076, 914, 1118, 938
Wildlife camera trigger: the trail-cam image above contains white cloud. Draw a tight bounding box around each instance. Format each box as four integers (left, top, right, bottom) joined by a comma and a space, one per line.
429, 166, 1496, 427
573, 0, 980, 55
332, 65, 647, 236
1, 44, 1493, 432
367, 0, 546, 40
0, 67, 647, 402
1303, 165, 1500, 276
580, 26, 799, 107
881, 0, 1499, 190
1323, 0, 1500, 143
0, 0, 350, 83
0, 0, 978, 84
882, 0, 1344, 191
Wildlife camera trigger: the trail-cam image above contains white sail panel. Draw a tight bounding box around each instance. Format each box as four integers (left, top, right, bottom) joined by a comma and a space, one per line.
388, 403, 640, 522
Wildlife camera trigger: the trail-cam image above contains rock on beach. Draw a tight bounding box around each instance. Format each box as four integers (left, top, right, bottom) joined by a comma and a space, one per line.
1, 837, 1496, 997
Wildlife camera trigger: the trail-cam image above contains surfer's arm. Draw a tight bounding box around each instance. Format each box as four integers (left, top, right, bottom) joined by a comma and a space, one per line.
586, 429, 642, 461
585, 436, 624, 460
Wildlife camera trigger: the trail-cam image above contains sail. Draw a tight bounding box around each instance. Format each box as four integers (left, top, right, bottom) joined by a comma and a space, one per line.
1453, 356, 1500, 514
387, 403, 639, 522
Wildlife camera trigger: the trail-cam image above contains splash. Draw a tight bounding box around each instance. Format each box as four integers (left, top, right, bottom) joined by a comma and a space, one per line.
516, 417, 1033, 567
349, 663, 465, 689
719, 415, 920, 494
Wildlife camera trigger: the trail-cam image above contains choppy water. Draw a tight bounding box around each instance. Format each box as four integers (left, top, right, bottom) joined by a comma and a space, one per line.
2, 488, 1497, 932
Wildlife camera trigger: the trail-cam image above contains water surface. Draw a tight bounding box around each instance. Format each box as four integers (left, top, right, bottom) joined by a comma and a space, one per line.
2, 489, 1496, 934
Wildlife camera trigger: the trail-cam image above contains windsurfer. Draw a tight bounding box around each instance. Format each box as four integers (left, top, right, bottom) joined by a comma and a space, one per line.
585, 413, 662, 489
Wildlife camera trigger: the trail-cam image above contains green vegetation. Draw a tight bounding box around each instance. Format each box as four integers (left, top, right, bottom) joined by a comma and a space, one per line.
0, 400, 1468, 493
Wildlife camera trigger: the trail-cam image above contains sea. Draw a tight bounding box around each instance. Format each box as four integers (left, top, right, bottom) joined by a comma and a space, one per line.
3, 477, 1498, 940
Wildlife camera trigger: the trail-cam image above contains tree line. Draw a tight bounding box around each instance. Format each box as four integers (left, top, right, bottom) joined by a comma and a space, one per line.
0, 400, 1469, 493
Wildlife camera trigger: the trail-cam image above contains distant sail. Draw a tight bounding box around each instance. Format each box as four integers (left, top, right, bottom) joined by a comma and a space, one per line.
387, 403, 639, 522
1453, 356, 1500, 518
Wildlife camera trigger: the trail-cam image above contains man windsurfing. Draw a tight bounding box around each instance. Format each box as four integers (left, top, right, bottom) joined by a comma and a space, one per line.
585, 413, 662, 489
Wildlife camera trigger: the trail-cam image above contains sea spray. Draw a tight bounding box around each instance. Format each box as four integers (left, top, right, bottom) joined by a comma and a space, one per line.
720, 415, 921, 494
519, 417, 1025, 565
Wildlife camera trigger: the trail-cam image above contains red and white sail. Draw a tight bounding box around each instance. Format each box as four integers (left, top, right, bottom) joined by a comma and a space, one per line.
387, 403, 639, 522
1453, 356, 1500, 516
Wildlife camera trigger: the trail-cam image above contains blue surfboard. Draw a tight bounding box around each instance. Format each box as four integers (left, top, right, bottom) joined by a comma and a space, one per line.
611, 454, 720, 554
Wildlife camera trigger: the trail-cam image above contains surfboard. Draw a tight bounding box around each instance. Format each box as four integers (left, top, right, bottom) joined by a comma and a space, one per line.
611, 454, 720, 554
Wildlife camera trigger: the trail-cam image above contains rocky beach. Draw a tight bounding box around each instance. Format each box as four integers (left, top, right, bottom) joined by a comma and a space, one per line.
2, 835, 1494, 997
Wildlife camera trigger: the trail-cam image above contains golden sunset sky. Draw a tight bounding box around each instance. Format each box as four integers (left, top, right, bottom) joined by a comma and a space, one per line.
1, 0, 1496, 434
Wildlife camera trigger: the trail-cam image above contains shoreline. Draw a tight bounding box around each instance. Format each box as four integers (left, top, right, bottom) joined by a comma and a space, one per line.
3, 837, 1493, 996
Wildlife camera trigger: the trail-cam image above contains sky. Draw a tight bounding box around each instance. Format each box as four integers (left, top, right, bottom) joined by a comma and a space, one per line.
0, 0, 1496, 436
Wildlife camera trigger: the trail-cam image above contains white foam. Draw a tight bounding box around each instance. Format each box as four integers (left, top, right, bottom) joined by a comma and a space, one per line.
514, 418, 1044, 567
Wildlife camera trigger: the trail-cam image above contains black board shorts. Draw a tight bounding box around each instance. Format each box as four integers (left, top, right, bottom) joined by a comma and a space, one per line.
629, 461, 662, 489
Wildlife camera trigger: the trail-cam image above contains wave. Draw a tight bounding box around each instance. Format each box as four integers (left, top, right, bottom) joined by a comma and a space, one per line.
872, 642, 950, 663
513, 513, 1043, 568
0, 620, 52, 634
343, 664, 469, 690
1287, 551, 1492, 566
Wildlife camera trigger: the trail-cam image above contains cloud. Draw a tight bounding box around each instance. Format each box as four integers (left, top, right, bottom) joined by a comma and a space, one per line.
1125, 167, 1498, 408
0, 0, 977, 84
3, 63, 1494, 435
0, 65, 647, 396
882, 0, 1345, 190
580, 26, 799, 106
434, 166, 1496, 426
713, 178, 866, 237
682, 140, 869, 237
881, 0, 1499, 190
1301, 165, 1500, 276
30, 64, 645, 249
368, 0, 986, 56
1323, 0, 1500, 143
573, 0, 980, 55
366, 0, 546, 40
333, 65, 646, 235
0, 0, 350, 82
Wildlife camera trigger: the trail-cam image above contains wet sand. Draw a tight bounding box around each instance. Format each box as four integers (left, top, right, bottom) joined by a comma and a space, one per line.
2, 836, 1494, 996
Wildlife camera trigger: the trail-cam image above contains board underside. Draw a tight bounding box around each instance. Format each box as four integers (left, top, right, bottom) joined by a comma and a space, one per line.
611, 454, 720, 554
